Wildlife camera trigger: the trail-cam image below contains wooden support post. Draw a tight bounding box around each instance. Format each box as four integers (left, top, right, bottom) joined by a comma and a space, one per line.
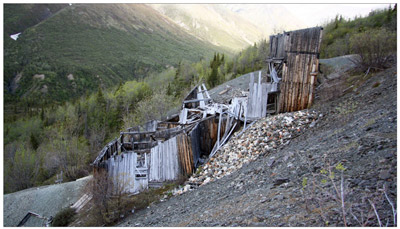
197, 86, 205, 108
217, 111, 222, 148
244, 104, 248, 130
202, 83, 211, 99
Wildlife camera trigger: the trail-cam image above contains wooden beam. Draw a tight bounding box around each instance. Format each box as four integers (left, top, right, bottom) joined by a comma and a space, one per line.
120, 131, 156, 135
183, 98, 212, 104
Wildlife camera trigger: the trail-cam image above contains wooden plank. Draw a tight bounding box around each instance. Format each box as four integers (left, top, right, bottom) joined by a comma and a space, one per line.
248, 73, 254, 117
197, 86, 205, 108
304, 54, 314, 109
183, 98, 212, 103
148, 137, 179, 182
299, 57, 306, 110
294, 53, 302, 111
285, 54, 293, 112
278, 63, 286, 113
202, 83, 211, 99
130, 153, 135, 193
120, 131, 156, 135
179, 108, 187, 124
298, 54, 306, 110
261, 83, 268, 117
184, 134, 193, 175
285, 55, 292, 112
295, 54, 302, 111
182, 135, 189, 175
256, 71, 262, 117
179, 135, 186, 176
177, 135, 184, 175
216, 111, 222, 147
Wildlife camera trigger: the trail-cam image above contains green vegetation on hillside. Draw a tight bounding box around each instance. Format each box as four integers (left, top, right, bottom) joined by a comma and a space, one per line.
3, 4, 68, 36
321, 5, 396, 59
3, 36, 269, 194
4, 4, 229, 109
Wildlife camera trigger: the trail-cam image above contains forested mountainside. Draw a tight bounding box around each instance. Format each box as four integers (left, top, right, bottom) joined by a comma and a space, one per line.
3, 4, 229, 107
4, 3, 310, 109
4, 4, 68, 36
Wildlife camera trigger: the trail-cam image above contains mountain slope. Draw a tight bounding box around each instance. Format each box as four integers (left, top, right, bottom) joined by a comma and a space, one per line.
222, 4, 306, 36
4, 4, 68, 36
149, 4, 263, 51
4, 4, 229, 105
118, 62, 396, 226
149, 4, 306, 52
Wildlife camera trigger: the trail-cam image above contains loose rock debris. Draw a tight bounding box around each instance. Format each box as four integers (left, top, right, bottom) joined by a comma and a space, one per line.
167, 110, 320, 196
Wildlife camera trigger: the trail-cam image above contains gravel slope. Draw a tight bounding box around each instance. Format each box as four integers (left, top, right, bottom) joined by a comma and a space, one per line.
118, 64, 396, 227
3, 176, 91, 227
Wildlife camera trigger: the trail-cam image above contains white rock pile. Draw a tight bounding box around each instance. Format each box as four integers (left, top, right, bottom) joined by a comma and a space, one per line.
170, 110, 321, 196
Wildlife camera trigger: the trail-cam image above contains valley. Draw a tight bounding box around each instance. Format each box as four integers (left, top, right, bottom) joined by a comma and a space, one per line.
3, 3, 396, 227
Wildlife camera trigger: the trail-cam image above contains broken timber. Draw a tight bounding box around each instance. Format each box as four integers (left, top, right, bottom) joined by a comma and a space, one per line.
91, 26, 323, 195
92, 85, 234, 195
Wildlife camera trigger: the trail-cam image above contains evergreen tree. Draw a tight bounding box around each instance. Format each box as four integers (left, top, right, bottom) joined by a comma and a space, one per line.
208, 64, 219, 88
166, 82, 173, 96
96, 87, 106, 112
40, 106, 45, 121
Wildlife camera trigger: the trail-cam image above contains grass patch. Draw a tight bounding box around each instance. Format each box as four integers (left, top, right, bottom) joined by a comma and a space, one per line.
335, 100, 359, 115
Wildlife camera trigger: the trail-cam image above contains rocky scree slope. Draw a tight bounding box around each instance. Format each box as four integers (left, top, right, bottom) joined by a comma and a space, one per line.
118, 66, 396, 227
4, 176, 91, 227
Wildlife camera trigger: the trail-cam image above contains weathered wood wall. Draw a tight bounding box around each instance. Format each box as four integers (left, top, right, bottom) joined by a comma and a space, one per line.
91, 82, 240, 194
187, 116, 227, 167
198, 116, 226, 155
269, 33, 286, 59
149, 137, 180, 182
176, 133, 194, 177
189, 122, 203, 167
247, 72, 268, 119
107, 152, 148, 194
277, 27, 323, 112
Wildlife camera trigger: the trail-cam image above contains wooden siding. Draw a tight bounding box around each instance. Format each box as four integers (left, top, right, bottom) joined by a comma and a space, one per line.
247, 71, 268, 119
176, 133, 194, 177
107, 152, 148, 194
278, 27, 323, 113
269, 33, 286, 59
149, 137, 180, 182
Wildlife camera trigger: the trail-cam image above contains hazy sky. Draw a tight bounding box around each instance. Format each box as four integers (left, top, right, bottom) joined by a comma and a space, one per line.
12, 1, 392, 28
283, 4, 391, 27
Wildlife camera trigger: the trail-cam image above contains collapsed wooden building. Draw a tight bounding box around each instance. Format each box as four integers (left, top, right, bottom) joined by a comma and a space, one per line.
91, 26, 323, 194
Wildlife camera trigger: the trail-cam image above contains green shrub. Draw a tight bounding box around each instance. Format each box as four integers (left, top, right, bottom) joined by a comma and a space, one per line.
52, 207, 76, 227
350, 28, 396, 72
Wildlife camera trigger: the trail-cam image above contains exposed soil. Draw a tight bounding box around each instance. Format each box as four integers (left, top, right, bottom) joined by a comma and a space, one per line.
118, 62, 397, 227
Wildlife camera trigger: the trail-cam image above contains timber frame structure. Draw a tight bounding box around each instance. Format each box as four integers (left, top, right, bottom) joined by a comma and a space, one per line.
91, 26, 323, 195
267, 26, 323, 112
